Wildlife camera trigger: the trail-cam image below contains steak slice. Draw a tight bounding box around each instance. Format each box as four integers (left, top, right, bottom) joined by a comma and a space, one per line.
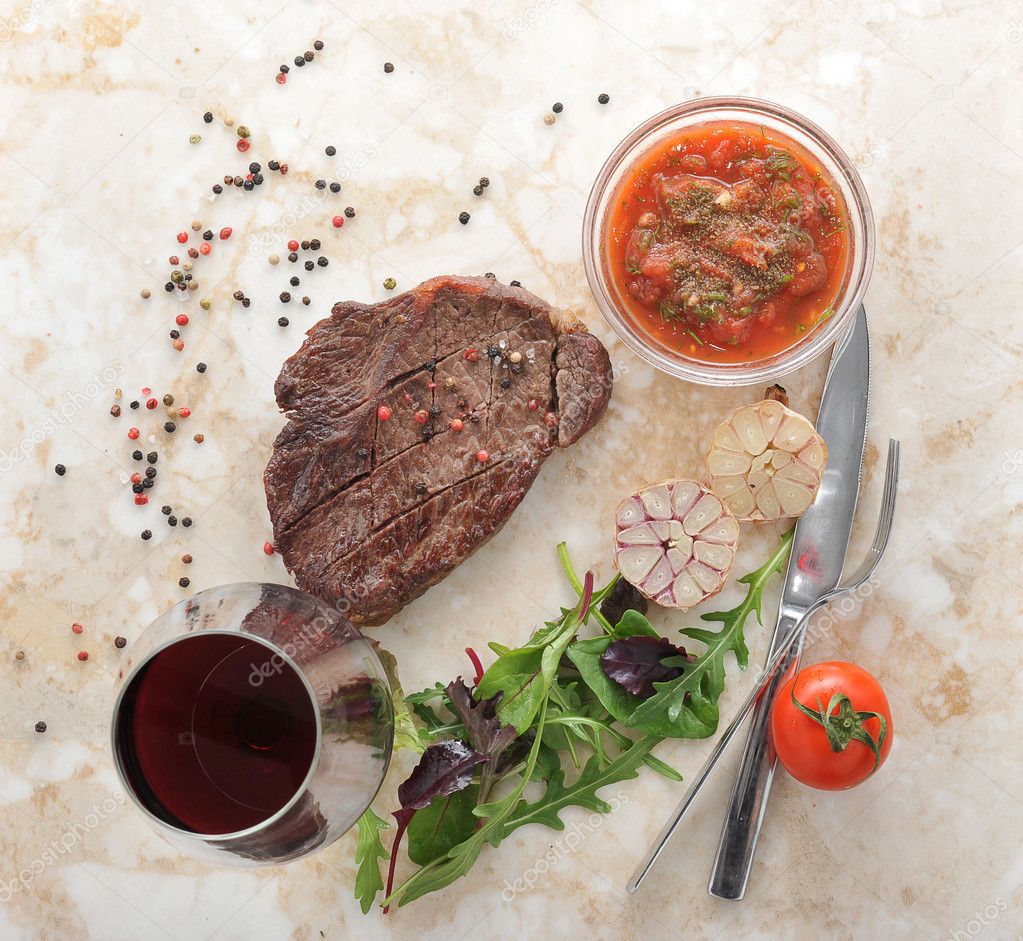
265, 275, 612, 625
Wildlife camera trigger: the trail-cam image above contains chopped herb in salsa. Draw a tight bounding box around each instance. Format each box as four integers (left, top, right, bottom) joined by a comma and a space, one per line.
608, 121, 850, 362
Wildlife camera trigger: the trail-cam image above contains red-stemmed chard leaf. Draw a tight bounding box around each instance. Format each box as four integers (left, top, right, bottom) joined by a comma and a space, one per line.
383, 740, 487, 912
600, 635, 688, 698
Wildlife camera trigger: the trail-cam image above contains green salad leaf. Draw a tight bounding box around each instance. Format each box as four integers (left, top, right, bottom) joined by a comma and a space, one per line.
353, 808, 390, 914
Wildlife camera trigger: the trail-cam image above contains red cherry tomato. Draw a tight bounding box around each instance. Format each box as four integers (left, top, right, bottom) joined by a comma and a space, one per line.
770, 661, 893, 791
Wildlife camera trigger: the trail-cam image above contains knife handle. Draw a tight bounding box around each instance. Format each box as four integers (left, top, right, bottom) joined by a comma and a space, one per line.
708, 612, 805, 900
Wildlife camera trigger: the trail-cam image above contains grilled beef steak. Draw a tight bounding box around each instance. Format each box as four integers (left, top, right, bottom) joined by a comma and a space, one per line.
264, 276, 612, 625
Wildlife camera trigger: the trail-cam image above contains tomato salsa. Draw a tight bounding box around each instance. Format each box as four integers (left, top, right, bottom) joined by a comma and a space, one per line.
607, 121, 850, 363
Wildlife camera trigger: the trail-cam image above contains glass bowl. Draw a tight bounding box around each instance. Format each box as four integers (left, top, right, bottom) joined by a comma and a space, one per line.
582, 96, 875, 386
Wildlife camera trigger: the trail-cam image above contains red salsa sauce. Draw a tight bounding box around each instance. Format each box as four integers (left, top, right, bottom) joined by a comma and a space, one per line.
608, 121, 850, 363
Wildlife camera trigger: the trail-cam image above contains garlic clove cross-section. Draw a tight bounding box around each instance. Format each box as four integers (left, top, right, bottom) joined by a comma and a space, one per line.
707, 392, 827, 522
614, 479, 739, 610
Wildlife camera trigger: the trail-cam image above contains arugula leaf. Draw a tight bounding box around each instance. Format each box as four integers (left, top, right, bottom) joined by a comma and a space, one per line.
624, 530, 793, 732
354, 808, 390, 914
407, 785, 479, 866
387, 705, 550, 907
495, 735, 657, 838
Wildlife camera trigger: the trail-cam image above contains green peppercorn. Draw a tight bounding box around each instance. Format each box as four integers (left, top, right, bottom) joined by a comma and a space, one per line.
383, 278, 396, 290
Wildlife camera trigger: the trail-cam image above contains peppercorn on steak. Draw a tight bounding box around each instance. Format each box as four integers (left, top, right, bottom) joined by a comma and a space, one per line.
264, 276, 613, 625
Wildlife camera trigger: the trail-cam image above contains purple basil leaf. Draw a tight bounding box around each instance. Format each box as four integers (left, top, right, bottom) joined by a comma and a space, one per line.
600, 635, 688, 698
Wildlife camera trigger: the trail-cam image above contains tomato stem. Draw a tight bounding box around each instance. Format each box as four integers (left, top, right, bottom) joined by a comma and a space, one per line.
790, 684, 888, 773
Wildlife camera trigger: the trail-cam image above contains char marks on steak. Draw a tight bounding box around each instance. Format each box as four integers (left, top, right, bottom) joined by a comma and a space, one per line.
265, 276, 612, 625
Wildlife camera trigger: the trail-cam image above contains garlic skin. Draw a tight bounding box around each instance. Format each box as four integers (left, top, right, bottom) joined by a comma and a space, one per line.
614, 479, 739, 610
707, 399, 827, 521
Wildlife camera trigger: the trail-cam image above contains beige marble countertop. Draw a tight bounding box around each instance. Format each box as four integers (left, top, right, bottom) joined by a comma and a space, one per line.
2, 1, 1022, 938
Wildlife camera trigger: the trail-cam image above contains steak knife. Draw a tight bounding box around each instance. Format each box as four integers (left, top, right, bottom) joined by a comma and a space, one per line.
707, 303, 870, 900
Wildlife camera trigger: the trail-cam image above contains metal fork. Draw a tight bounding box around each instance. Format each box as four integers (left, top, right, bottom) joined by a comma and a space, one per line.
626, 438, 900, 894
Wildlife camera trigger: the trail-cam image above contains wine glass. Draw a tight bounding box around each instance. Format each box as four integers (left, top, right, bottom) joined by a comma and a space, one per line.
110, 582, 393, 867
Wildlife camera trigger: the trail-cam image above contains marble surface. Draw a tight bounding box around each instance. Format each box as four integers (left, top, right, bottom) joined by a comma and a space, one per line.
1, 1, 1022, 938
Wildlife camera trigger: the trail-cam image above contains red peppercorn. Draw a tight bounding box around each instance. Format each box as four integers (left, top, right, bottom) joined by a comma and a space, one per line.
128, 427, 140, 440
146, 398, 158, 410
199, 242, 211, 256
130, 472, 141, 484
168, 255, 180, 265
332, 215, 344, 228
449, 419, 464, 432
287, 240, 299, 251
172, 339, 185, 352
276, 72, 287, 85
175, 314, 189, 326
237, 139, 250, 152
187, 247, 199, 259
414, 409, 429, 424
377, 404, 392, 421
476, 449, 489, 463
527, 398, 540, 411
219, 227, 232, 240
263, 541, 275, 556
464, 348, 479, 362
176, 232, 188, 244
545, 412, 559, 428
178, 406, 191, 418
77, 651, 89, 662
142, 387, 152, 395
279, 163, 289, 174
71, 623, 83, 635
134, 493, 148, 506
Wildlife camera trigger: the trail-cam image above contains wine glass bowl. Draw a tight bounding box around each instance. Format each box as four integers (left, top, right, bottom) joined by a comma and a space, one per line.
111, 583, 394, 867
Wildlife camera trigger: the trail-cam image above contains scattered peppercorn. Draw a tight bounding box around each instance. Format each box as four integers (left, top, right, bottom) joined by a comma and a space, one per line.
145, 467, 156, 479
304, 260, 315, 271
304, 50, 314, 62
196, 362, 207, 373
189, 134, 201, 145
477, 449, 489, 463
147, 451, 158, 464
14, 650, 25, 661
53, 463, 67, 477
179, 577, 190, 588
479, 177, 490, 188
35, 721, 46, 733
130, 400, 140, 410
264, 541, 275, 555
544, 113, 555, 125
377, 404, 392, 421
140, 288, 151, 299
317, 256, 328, 267
500, 377, 511, 389
384, 61, 394, 73
203, 111, 213, 123
114, 636, 127, 649
280, 292, 291, 303
164, 421, 176, 433
77, 651, 89, 662
182, 554, 192, 564
236, 125, 250, 138
278, 316, 289, 327
552, 102, 563, 113
193, 433, 204, 443
182, 517, 192, 528
268, 254, 280, 265
510, 279, 521, 286
329, 182, 341, 194
290, 276, 300, 286
310, 238, 321, 250
302, 296, 311, 305
598, 92, 610, 104
473, 185, 483, 196
325, 145, 336, 156
314, 39, 324, 50
141, 529, 152, 540
332, 215, 344, 228
167, 515, 177, 526
315, 179, 326, 190
459, 211, 470, 225
289, 251, 299, 261
71, 622, 83, 635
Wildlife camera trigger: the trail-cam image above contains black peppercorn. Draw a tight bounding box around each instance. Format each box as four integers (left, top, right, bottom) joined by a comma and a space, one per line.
279, 65, 289, 75
552, 101, 563, 113
329, 182, 340, 193
132, 483, 144, 494
383, 61, 394, 73
458, 211, 470, 225
54, 464, 66, 476
164, 282, 174, 292
169, 329, 180, 339
141, 529, 152, 540
248, 162, 260, 174
500, 377, 511, 389
203, 111, 213, 123
598, 92, 610, 104
314, 39, 324, 50
164, 421, 176, 433
309, 238, 321, 250
303, 50, 314, 61
278, 316, 289, 326
473, 185, 483, 196
161, 505, 172, 515
142, 478, 154, 489
280, 292, 291, 303
317, 256, 328, 267
487, 346, 499, 358
145, 467, 156, 479
288, 252, 299, 263
243, 179, 254, 191
179, 577, 190, 588
182, 517, 192, 528
268, 159, 280, 170
130, 400, 140, 410
325, 145, 336, 156
304, 260, 314, 271
294, 55, 305, 67
479, 176, 490, 187
315, 179, 326, 190
302, 296, 311, 305
203, 229, 214, 240
241, 297, 251, 308
233, 289, 244, 300
301, 240, 310, 250
132, 449, 143, 461
147, 451, 158, 464
114, 636, 127, 648
35, 721, 46, 733
196, 362, 207, 373
345, 207, 355, 218
290, 276, 300, 286
510, 279, 521, 286
253, 173, 264, 185
429, 405, 440, 417
212, 184, 223, 194
167, 515, 177, 527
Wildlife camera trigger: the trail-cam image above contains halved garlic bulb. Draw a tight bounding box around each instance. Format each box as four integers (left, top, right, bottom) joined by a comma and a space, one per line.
707, 396, 827, 521
614, 479, 739, 609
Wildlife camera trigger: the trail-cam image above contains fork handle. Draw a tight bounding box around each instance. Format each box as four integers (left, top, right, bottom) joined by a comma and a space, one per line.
708, 612, 806, 900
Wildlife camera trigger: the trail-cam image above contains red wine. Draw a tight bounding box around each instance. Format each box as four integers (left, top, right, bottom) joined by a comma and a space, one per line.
116, 633, 318, 835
